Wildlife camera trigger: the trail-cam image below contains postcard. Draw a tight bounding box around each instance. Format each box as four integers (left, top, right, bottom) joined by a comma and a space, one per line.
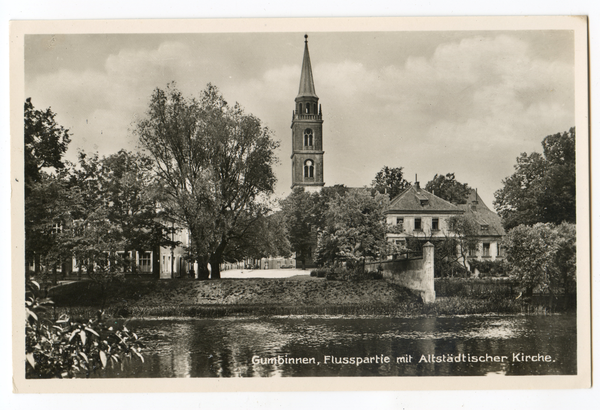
10, 16, 590, 393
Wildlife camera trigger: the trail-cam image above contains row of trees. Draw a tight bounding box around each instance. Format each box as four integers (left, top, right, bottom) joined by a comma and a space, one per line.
280, 126, 577, 297
25, 84, 290, 283
279, 168, 477, 274
25, 80, 577, 296
280, 186, 396, 270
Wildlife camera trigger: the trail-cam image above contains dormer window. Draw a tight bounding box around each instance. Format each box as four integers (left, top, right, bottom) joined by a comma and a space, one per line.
481, 224, 489, 232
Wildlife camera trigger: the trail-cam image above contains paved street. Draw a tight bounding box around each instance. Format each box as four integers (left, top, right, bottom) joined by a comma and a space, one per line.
219, 268, 311, 279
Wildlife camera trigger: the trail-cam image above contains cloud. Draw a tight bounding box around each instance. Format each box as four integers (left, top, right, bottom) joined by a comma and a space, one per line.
24, 33, 574, 208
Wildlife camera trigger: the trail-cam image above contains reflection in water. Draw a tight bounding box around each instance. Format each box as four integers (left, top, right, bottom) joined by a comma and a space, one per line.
93, 315, 576, 378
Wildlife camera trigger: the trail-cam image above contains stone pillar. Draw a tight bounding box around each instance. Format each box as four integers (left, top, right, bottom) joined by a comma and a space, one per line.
422, 242, 436, 303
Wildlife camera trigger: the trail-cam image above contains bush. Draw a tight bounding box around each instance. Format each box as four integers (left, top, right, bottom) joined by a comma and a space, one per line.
470, 259, 509, 277
25, 278, 144, 379
434, 261, 470, 278
310, 270, 317, 277
325, 266, 383, 282
434, 278, 517, 298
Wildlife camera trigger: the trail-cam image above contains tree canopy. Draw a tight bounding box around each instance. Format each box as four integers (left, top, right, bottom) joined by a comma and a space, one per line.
24, 98, 71, 192
24, 98, 72, 274
424, 173, 471, 204
493, 128, 575, 230
315, 189, 390, 267
62, 150, 174, 281
134, 83, 279, 278
371, 166, 411, 199
502, 222, 576, 296
279, 185, 349, 268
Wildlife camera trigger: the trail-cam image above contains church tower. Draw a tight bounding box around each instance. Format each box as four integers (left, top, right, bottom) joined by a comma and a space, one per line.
291, 35, 325, 191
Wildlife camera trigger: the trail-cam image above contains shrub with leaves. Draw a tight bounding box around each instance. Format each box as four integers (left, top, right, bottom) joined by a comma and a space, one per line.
469, 259, 509, 278
25, 279, 144, 379
502, 222, 576, 296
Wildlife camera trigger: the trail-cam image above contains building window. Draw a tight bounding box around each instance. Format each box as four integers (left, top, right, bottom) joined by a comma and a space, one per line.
481, 224, 489, 232
483, 243, 490, 257
414, 218, 422, 231
396, 217, 404, 231
304, 128, 313, 147
299, 103, 302, 114
432, 218, 439, 231
139, 252, 152, 273
52, 222, 62, 235
304, 159, 314, 178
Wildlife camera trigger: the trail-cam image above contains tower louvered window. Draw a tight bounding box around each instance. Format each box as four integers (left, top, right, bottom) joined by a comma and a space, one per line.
304, 128, 313, 147
304, 159, 314, 178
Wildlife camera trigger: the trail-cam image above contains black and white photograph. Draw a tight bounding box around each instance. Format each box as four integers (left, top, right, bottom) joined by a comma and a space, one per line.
10, 16, 590, 393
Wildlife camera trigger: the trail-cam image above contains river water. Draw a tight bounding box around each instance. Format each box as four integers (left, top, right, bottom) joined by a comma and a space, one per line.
93, 314, 576, 378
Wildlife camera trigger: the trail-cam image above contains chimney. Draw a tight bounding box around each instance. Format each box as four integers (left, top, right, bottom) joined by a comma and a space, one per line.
415, 174, 420, 190
471, 188, 478, 210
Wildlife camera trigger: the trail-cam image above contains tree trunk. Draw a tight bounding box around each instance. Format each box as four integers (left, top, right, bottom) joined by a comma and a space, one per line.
124, 248, 131, 273
34, 253, 40, 275
210, 240, 227, 279
209, 253, 221, 279
196, 255, 209, 280
131, 250, 137, 274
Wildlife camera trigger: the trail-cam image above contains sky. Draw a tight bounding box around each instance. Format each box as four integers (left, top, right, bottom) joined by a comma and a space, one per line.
24, 30, 575, 207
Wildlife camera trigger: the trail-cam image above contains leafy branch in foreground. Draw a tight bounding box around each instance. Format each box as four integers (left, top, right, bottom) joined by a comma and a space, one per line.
25, 279, 144, 379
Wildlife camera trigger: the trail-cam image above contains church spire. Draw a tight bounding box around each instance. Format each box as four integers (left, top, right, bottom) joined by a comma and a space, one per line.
297, 34, 318, 98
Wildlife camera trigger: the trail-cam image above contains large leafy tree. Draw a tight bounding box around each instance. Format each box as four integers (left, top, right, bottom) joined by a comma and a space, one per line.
280, 185, 349, 268
224, 210, 291, 262
502, 222, 576, 297
494, 128, 576, 230
64, 151, 174, 275
98, 150, 170, 273
424, 173, 471, 204
24, 98, 72, 275
134, 83, 279, 279
24, 98, 71, 191
371, 166, 411, 199
280, 188, 321, 269
315, 189, 390, 267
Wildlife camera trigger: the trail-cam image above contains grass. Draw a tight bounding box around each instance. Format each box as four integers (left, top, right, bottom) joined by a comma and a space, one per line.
53, 296, 560, 320
46, 277, 573, 320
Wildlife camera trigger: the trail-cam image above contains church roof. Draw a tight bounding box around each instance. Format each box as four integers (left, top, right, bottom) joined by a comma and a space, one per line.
297, 35, 318, 99
386, 185, 461, 214
457, 190, 506, 237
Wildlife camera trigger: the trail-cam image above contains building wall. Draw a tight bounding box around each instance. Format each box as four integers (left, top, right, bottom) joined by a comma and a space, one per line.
386, 213, 457, 244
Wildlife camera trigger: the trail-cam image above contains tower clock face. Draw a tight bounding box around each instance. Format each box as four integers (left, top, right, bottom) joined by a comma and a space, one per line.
306, 160, 313, 166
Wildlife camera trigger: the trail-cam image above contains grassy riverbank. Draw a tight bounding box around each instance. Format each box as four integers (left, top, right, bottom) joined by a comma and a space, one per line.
47, 276, 563, 319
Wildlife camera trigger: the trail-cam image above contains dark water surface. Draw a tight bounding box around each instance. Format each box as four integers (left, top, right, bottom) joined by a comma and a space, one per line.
94, 314, 576, 378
